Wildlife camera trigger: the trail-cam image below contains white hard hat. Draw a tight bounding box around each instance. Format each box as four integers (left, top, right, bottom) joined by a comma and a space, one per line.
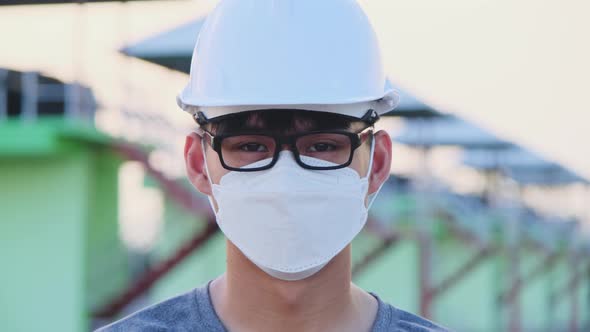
177, 0, 399, 123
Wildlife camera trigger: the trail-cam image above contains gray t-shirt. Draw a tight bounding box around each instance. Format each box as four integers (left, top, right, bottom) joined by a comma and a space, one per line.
97, 283, 448, 332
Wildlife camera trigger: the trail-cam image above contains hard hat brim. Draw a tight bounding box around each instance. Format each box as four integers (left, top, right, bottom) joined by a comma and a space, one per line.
176, 90, 399, 122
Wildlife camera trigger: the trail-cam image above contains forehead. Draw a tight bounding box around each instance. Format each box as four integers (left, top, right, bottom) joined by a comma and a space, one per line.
209, 109, 364, 135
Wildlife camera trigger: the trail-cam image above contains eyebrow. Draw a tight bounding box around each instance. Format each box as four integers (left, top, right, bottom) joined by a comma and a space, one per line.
238, 114, 319, 133
244, 114, 266, 129
212, 110, 360, 135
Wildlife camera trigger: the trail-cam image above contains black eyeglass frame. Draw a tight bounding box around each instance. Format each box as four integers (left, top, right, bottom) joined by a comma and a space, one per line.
201, 127, 373, 172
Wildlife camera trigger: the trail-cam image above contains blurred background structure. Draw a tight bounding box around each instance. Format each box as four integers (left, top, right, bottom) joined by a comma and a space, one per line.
1, 1, 589, 332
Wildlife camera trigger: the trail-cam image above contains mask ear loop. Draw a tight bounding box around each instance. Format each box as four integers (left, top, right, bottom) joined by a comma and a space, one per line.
364, 133, 384, 210
199, 133, 218, 213
364, 133, 376, 179
200, 133, 213, 183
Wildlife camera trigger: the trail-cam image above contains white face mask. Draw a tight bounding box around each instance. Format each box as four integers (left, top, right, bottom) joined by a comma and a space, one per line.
203, 139, 381, 281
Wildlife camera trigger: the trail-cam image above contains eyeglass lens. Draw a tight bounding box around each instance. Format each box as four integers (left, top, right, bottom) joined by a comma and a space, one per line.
219, 133, 353, 169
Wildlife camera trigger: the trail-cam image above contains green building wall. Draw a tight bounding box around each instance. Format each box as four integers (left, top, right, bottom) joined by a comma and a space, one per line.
354, 238, 420, 314
520, 248, 552, 331
148, 179, 225, 303
432, 238, 500, 332
0, 118, 129, 332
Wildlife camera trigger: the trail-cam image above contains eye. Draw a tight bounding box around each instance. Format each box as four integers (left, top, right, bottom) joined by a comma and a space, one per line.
308, 143, 336, 152
239, 143, 269, 152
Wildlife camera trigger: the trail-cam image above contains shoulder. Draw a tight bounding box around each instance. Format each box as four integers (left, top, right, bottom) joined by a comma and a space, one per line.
95, 287, 203, 332
393, 306, 450, 332
372, 295, 451, 332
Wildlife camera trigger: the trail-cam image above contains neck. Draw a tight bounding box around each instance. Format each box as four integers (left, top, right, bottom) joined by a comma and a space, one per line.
210, 241, 376, 332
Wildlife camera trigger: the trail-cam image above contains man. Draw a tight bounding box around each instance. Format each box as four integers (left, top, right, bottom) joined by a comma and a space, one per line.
99, 0, 448, 331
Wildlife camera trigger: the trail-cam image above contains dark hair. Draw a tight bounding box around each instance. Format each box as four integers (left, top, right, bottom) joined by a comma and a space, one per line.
202, 109, 369, 136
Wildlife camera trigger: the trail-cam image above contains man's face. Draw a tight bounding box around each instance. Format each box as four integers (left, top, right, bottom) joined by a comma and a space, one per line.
185, 110, 392, 200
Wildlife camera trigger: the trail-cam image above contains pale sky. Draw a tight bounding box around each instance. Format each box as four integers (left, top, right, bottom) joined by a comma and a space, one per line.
1, 0, 588, 223
362, 0, 590, 180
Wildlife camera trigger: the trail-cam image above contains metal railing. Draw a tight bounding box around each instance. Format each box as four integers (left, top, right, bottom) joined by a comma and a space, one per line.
0, 69, 96, 124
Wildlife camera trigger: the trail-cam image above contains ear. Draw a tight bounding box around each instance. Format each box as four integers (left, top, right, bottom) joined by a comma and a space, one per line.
368, 130, 392, 195
184, 132, 212, 196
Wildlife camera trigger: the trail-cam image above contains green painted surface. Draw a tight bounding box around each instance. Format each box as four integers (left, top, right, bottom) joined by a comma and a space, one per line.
85, 149, 129, 313
433, 238, 498, 332
0, 118, 128, 332
150, 188, 225, 303
1, 153, 88, 332
351, 230, 383, 266
354, 239, 420, 314
520, 249, 551, 331
0, 117, 111, 157
551, 259, 573, 329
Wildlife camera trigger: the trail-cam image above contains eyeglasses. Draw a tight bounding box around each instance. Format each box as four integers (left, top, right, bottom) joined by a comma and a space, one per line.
201, 127, 373, 172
